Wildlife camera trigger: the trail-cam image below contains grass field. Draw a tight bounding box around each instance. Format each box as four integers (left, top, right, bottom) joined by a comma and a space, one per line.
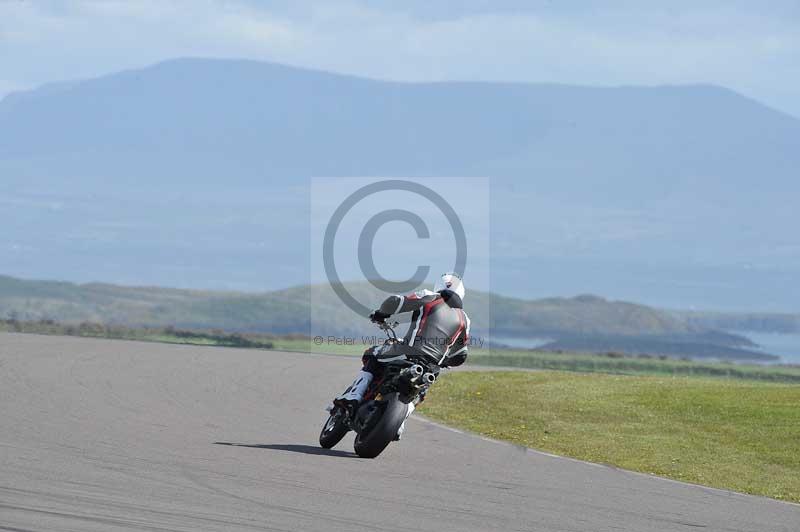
420, 371, 800, 502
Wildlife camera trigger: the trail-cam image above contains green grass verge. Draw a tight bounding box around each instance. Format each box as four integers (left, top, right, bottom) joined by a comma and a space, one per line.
420, 371, 800, 502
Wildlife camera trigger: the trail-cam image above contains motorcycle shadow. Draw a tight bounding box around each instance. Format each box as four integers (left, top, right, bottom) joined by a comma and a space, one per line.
214, 442, 357, 458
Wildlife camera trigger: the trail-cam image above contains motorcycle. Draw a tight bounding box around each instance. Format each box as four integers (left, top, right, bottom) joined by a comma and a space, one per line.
319, 321, 440, 458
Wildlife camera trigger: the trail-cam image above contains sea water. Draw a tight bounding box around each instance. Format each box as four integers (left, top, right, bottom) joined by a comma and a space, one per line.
732, 331, 800, 366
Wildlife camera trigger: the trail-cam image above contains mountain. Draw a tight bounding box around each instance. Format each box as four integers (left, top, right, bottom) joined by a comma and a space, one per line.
0, 274, 774, 360
1, 58, 799, 310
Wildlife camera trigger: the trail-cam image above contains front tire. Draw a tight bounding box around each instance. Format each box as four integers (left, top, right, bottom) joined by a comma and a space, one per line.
353, 393, 407, 458
319, 410, 349, 449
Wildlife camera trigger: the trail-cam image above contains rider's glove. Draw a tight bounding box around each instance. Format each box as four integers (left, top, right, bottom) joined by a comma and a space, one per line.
369, 310, 390, 323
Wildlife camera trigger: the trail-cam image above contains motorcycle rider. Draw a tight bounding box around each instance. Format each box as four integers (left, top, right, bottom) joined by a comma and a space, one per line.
334, 272, 470, 410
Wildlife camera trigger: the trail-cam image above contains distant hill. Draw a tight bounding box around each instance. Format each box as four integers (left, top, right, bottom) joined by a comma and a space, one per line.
0, 274, 774, 360
1, 58, 799, 310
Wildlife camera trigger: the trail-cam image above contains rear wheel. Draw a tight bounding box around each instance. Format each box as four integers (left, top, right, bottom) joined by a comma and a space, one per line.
319, 409, 349, 449
353, 393, 407, 458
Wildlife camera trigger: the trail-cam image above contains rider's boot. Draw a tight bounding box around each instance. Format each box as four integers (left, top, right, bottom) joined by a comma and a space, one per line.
333, 370, 373, 411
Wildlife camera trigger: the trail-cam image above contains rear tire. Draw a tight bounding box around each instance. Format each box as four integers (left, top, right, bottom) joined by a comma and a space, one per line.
353, 393, 407, 458
319, 410, 349, 449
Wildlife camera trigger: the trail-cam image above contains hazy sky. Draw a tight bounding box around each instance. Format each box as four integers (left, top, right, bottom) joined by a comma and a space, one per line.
2, 1, 799, 117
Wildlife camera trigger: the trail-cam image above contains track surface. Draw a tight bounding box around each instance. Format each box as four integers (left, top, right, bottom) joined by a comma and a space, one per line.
0, 333, 797, 532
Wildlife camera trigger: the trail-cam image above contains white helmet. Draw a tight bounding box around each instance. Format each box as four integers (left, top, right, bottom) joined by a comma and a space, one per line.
434, 272, 465, 300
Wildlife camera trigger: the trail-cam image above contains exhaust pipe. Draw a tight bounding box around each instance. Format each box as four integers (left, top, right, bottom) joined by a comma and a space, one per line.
421, 372, 436, 385
401, 364, 424, 381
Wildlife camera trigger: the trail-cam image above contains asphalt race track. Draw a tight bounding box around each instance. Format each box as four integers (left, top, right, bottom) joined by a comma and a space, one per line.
1, 333, 797, 532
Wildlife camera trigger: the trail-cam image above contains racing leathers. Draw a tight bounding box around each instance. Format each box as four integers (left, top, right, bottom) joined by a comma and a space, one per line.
335, 289, 470, 406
